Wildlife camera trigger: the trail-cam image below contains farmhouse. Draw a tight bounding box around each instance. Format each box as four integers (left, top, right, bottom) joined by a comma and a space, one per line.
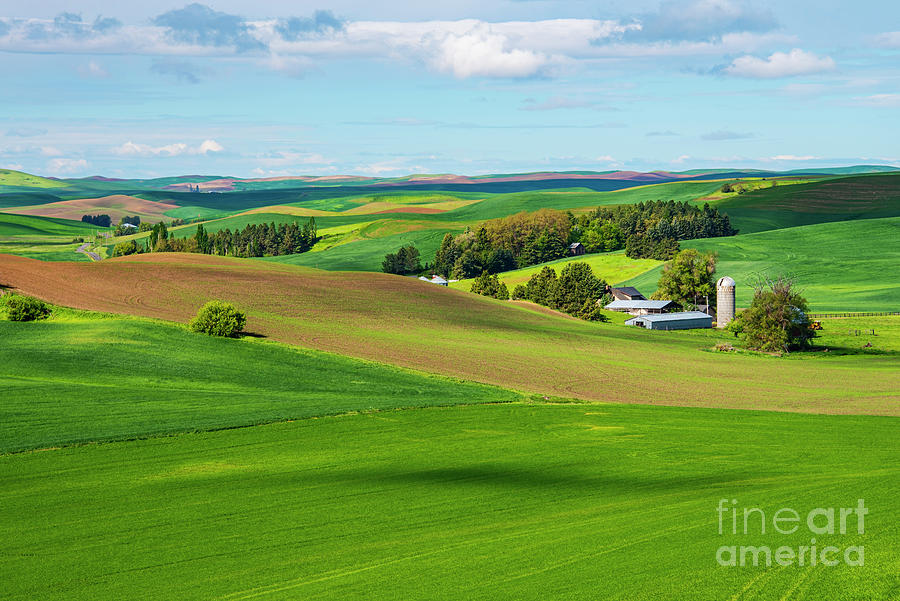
418, 275, 448, 286
569, 242, 585, 256
625, 311, 713, 330
607, 286, 646, 301
604, 299, 680, 316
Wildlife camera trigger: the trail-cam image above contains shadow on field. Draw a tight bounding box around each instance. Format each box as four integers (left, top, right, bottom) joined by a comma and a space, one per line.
351, 464, 762, 493
240, 331, 267, 339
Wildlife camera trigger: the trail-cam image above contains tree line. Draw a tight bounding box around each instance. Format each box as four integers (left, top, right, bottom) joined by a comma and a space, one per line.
113, 218, 319, 258
420, 201, 737, 279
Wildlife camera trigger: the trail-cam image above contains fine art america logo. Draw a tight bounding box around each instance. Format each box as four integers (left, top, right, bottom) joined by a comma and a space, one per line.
716, 499, 867, 567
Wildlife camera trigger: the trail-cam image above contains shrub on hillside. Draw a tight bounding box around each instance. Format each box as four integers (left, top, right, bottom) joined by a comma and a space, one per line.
511, 284, 527, 301
112, 240, 139, 257
728, 277, 815, 353
1, 294, 51, 321
189, 301, 246, 337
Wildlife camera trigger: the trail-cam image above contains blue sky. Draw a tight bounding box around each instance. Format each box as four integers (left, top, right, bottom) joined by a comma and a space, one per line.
1, 1, 898, 178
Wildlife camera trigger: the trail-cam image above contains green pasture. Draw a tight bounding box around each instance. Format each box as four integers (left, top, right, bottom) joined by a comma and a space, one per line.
264, 224, 464, 271
0, 310, 519, 453
0, 168, 67, 189
1, 402, 897, 600
0, 213, 98, 237
0, 240, 89, 262
717, 173, 900, 234
449, 251, 662, 291
621, 217, 900, 311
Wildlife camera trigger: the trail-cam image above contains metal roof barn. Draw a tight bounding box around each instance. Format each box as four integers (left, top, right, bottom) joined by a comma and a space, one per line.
625, 311, 714, 330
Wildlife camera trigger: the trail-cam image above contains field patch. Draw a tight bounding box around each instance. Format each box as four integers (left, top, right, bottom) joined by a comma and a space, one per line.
0, 168, 67, 189
0, 310, 519, 453
1, 253, 897, 415
716, 173, 900, 233
622, 217, 900, 311
1, 403, 897, 600
5, 195, 178, 223
449, 251, 662, 291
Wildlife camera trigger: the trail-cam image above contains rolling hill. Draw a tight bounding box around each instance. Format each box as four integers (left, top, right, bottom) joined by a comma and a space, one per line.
1, 252, 896, 415
2, 401, 898, 600
621, 216, 900, 311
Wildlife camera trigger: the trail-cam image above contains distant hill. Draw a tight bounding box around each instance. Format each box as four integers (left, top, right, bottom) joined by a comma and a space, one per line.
0, 169, 67, 189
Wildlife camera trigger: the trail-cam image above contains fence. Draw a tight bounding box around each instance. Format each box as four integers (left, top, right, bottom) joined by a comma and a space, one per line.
808, 311, 900, 319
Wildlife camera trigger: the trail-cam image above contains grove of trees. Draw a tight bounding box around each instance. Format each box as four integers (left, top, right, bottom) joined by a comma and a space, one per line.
81, 214, 111, 227
470, 272, 509, 300
382, 245, 423, 275
516, 262, 608, 321
652, 249, 718, 310
428, 201, 737, 279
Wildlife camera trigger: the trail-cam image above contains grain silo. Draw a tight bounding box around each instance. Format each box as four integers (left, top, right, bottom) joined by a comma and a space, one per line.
716, 276, 736, 328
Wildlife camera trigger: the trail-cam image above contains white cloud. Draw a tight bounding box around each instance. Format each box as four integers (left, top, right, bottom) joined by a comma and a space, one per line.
78, 60, 109, 78
429, 26, 552, 78
114, 139, 223, 156
767, 155, 819, 161
672, 154, 691, 164
40, 146, 63, 157
855, 93, 900, 107
2, 163, 25, 171
873, 31, 900, 48
197, 139, 224, 154
724, 48, 835, 78
47, 158, 88, 174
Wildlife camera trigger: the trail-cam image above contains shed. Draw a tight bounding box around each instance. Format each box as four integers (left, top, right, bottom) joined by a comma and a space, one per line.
625, 311, 713, 330
608, 286, 646, 301
603, 299, 680, 315
569, 242, 585, 256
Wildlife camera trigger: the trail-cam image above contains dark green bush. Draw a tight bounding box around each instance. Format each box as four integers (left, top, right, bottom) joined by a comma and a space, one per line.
189, 301, 247, 337
1, 294, 51, 322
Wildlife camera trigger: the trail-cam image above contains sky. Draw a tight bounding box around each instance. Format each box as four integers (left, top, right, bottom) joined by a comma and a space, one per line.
0, 0, 898, 178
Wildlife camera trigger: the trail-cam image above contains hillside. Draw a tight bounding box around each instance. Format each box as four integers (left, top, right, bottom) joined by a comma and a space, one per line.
449, 251, 663, 292
0, 169, 67, 189
3, 402, 897, 600
0, 212, 98, 237
1, 253, 896, 415
4, 195, 178, 223
0, 309, 517, 453
622, 216, 900, 311
715, 173, 900, 233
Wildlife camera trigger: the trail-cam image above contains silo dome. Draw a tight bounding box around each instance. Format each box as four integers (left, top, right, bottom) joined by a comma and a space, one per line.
717, 276, 736, 288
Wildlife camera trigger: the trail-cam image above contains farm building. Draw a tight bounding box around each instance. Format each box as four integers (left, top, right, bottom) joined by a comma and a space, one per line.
569, 242, 585, 256
625, 311, 713, 330
607, 286, 646, 301
604, 299, 680, 316
418, 275, 448, 286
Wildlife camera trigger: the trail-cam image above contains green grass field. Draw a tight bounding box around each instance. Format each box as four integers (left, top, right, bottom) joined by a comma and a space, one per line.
0, 213, 98, 237
0, 168, 68, 189
2, 402, 897, 600
0, 309, 519, 453
715, 173, 900, 234
449, 251, 662, 291
621, 217, 900, 311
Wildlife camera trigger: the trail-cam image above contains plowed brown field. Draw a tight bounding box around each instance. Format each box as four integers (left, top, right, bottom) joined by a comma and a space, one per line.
5, 195, 177, 222
2, 253, 897, 415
